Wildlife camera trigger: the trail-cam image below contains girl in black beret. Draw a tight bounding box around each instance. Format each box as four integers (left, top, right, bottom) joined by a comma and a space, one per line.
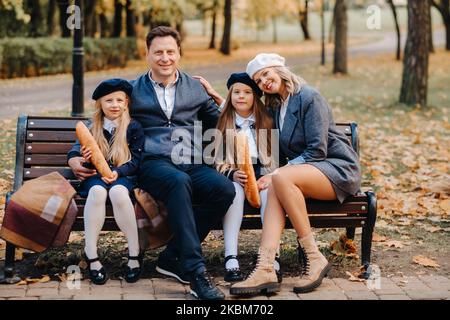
67, 78, 144, 284
211, 73, 279, 282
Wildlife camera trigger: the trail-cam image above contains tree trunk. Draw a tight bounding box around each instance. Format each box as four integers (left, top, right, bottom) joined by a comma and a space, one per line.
220, 0, 232, 55
47, 0, 56, 35
28, 0, 42, 37
387, 0, 401, 60
429, 0, 435, 53
126, 0, 136, 37
100, 13, 109, 38
431, 0, 450, 50
209, 1, 217, 49
84, 0, 97, 37
329, 4, 336, 43
272, 16, 278, 44
58, 0, 71, 38
113, 0, 123, 37
299, 0, 311, 40
400, 0, 430, 108
333, 0, 347, 74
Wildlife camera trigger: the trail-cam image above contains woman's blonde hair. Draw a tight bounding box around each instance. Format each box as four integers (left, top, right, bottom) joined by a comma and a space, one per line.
264, 66, 307, 109
91, 97, 131, 167
214, 84, 275, 174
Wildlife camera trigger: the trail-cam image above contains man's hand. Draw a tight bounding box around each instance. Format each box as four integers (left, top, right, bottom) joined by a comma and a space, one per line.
233, 170, 248, 187
257, 175, 272, 190
101, 171, 118, 184
68, 156, 96, 181
81, 146, 92, 162
193, 75, 225, 106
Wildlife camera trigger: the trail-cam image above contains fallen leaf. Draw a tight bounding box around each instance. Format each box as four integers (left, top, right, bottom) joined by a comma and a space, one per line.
412, 255, 440, 268
346, 271, 365, 282
439, 199, 450, 213
423, 225, 442, 233
330, 234, 358, 258
384, 240, 404, 248
372, 233, 387, 242
38, 275, 50, 283
56, 273, 67, 282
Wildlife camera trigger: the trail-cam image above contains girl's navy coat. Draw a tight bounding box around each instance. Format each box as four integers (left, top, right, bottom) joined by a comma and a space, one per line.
67, 119, 144, 177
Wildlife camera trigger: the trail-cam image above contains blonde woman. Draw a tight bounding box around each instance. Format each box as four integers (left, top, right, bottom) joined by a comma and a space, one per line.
67, 79, 144, 285
230, 54, 361, 295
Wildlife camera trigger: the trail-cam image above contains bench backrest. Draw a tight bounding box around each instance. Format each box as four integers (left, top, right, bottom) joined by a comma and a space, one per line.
13, 115, 359, 192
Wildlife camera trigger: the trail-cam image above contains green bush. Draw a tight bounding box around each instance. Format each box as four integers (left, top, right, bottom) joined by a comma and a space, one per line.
0, 37, 138, 78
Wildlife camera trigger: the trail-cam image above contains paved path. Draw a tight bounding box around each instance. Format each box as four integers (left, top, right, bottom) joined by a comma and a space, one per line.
0, 275, 449, 300
0, 30, 445, 119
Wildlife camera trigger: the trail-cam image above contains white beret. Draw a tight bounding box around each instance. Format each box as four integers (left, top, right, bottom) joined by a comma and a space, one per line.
246, 53, 286, 79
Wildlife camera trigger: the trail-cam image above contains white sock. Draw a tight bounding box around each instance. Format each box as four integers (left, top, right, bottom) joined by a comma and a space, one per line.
223, 182, 245, 270
109, 185, 140, 269
84, 185, 107, 271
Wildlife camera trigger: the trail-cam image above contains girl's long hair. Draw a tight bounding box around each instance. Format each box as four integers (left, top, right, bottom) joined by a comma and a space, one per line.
215, 85, 274, 173
264, 66, 307, 109
91, 97, 131, 167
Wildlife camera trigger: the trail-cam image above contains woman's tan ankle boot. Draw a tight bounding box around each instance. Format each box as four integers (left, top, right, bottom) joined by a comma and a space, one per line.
230, 247, 280, 296
293, 233, 331, 293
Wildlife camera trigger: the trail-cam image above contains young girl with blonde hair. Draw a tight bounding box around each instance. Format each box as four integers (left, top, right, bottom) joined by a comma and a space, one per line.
67, 79, 144, 285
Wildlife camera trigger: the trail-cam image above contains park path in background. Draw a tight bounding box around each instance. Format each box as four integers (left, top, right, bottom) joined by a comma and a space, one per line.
0, 30, 445, 119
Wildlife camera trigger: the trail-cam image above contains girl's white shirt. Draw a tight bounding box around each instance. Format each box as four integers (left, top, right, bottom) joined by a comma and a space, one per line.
103, 117, 118, 135
235, 112, 258, 159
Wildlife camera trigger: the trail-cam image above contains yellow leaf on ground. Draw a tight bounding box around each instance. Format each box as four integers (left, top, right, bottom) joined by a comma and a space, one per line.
372, 233, 387, 242
38, 275, 50, 283
439, 199, 450, 213
346, 271, 365, 282
384, 240, 404, 248
412, 255, 440, 268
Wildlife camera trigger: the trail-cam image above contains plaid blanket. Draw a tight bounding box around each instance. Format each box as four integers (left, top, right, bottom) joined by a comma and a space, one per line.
134, 188, 173, 250
0, 172, 77, 252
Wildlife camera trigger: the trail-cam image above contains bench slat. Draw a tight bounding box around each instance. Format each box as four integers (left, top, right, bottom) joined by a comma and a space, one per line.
23, 168, 75, 179
70, 215, 366, 231
25, 155, 68, 166
28, 118, 87, 130
26, 143, 73, 154
26, 131, 76, 142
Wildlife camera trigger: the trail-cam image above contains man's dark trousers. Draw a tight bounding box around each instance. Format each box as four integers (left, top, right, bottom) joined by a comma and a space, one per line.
138, 159, 235, 275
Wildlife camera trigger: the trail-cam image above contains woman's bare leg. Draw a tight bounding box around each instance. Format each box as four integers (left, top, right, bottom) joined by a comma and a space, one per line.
271, 164, 336, 238
259, 184, 285, 249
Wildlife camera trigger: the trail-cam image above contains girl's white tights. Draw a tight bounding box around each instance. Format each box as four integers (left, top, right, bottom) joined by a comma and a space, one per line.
223, 183, 279, 271
84, 185, 140, 270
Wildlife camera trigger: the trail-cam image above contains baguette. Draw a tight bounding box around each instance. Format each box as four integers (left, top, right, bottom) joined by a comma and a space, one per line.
75, 121, 114, 179
236, 131, 261, 208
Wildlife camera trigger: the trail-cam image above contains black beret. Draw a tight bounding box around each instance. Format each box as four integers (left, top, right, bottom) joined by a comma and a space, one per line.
92, 78, 133, 100
226, 72, 263, 98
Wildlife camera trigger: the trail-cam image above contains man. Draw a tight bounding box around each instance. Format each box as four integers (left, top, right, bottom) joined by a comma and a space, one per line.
68, 26, 235, 300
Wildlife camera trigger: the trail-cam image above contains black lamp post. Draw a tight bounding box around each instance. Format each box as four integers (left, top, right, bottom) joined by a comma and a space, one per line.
72, 0, 84, 117
321, 0, 326, 66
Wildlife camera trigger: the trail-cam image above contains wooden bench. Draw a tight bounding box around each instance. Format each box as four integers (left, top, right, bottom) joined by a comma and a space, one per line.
1, 115, 377, 283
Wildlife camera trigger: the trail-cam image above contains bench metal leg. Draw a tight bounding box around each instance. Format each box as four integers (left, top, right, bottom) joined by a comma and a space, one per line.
0, 192, 21, 284
360, 191, 377, 279
2, 242, 21, 284
346, 227, 355, 240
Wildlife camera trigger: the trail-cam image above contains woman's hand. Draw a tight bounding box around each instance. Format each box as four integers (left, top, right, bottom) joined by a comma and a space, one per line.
233, 170, 248, 187
193, 75, 225, 106
257, 175, 272, 190
81, 146, 92, 162
101, 171, 118, 184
